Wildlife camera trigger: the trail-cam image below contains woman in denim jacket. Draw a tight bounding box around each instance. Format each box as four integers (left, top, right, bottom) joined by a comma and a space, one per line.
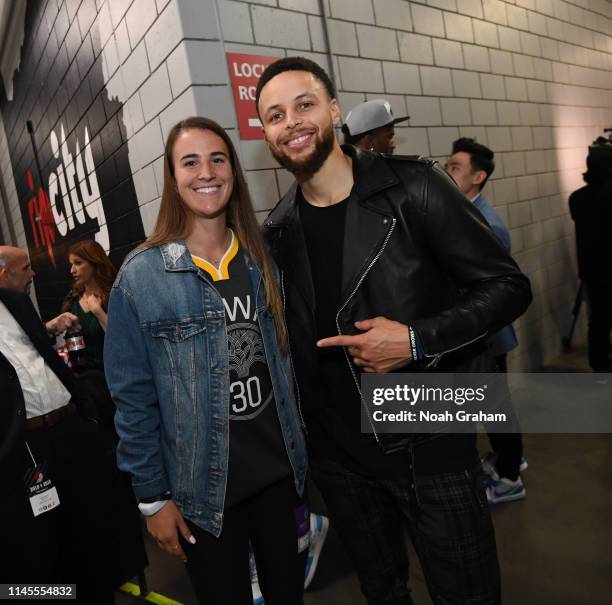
104, 117, 307, 604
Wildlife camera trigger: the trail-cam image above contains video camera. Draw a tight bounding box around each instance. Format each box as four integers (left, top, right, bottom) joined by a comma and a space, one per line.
590, 128, 612, 149
585, 128, 612, 176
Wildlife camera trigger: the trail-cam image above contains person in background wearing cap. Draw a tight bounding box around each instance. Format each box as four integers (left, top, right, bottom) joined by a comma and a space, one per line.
341, 99, 409, 154
445, 139, 528, 506
256, 56, 532, 605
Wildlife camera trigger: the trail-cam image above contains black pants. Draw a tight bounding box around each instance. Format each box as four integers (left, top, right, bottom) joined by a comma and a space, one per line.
586, 279, 612, 371
181, 476, 307, 605
486, 354, 523, 481
311, 458, 500, 605
0, 414, 121, 604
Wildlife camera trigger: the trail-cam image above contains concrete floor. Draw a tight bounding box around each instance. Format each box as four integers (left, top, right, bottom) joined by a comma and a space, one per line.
117, 346, 612, 605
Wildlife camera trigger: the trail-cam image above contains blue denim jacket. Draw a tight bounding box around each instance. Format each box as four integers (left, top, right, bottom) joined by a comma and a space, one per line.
104, 241, 307, 537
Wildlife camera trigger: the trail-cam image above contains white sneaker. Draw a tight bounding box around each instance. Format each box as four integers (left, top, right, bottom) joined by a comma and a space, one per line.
304, 513, 329, 590
250, 512, 330, 603
482, 451, 528, 481
486, 476, 526, 505
249, 547, 264, 605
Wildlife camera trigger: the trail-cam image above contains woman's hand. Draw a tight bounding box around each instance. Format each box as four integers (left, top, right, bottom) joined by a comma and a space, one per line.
86, 293, 103, 314
85, 293, 108, 330
145, 500, 196, 560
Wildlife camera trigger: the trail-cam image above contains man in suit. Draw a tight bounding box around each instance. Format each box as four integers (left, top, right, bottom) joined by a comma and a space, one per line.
0, 246, 121, 603
446, 138, 527, 504
0, 245, 79, 334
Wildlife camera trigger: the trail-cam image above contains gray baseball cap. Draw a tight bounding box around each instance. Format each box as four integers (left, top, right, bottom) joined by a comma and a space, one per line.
343, 99, 410, 136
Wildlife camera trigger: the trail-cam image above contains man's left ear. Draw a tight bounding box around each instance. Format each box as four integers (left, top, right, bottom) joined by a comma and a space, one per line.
474, 170, 487, 187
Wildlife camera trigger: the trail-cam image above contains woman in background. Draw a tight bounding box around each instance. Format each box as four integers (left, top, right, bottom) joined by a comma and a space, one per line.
62, 239, 116, 370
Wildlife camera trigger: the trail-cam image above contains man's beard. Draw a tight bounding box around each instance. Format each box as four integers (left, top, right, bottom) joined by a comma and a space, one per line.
269, 123, 335, 182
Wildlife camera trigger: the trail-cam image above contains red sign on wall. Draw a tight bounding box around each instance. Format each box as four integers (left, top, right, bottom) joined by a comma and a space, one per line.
227, 52, 281, 140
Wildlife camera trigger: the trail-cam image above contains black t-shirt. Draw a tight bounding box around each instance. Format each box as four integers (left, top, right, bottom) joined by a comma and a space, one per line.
298, 190, 416, 477
192, 240, 290, 508
298, 190, 478, 477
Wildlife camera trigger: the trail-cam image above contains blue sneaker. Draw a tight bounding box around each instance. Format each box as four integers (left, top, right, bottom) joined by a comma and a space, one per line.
249, 547, 264, 605
250, 513, 330, 603
304, 513, 329, 589
482, 452, 528, 481
486, 476, 526, 505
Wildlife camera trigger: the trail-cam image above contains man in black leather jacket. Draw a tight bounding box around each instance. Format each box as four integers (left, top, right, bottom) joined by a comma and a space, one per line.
257, 57, 531, 605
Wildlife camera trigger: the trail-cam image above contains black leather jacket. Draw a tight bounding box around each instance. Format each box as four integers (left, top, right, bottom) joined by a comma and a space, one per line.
263, 146, 532, 450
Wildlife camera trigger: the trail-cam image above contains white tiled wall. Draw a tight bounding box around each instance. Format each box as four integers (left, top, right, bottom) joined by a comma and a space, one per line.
218, 0, 612, 370
2, 0, 612, 369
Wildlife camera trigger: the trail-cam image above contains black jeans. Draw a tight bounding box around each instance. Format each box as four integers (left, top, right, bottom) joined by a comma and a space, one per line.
310, 458, 500, 605
487, 354, 523, 481
181, 476, 307, 605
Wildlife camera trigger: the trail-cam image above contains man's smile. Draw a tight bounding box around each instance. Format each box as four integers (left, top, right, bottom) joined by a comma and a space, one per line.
283, 131, 315, 150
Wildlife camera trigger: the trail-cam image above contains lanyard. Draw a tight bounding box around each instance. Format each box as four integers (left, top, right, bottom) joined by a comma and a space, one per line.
25, 441, 37, 466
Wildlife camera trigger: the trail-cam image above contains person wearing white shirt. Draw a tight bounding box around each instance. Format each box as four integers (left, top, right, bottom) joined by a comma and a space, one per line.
0, 252, 133, 603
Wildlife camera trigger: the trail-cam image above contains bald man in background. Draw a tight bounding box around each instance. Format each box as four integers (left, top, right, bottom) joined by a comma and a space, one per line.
0, 244, 148, 601
0, 250, 115, 600
0, 245, 35, 293
0, 245, 78, 334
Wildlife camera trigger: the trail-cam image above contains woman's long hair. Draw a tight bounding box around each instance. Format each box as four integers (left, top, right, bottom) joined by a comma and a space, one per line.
144, 117, 287, 351
63, 240, 117, 310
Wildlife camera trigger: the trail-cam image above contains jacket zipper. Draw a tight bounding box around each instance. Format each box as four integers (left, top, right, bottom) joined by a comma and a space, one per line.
280, 270, 307, 433
423, 331, 488, 369
335, 217, 397, 445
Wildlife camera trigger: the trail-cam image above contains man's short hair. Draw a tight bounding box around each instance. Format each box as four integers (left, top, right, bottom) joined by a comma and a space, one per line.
452, 137, 495, 189
255, 56, 336, 115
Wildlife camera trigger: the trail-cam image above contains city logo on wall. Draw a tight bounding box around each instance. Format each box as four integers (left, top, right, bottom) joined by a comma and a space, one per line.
0, 0, 145, 318
26, 122, 106, 268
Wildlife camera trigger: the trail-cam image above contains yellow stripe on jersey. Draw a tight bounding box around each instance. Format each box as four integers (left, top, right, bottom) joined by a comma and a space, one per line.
192, 229, 239, 281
